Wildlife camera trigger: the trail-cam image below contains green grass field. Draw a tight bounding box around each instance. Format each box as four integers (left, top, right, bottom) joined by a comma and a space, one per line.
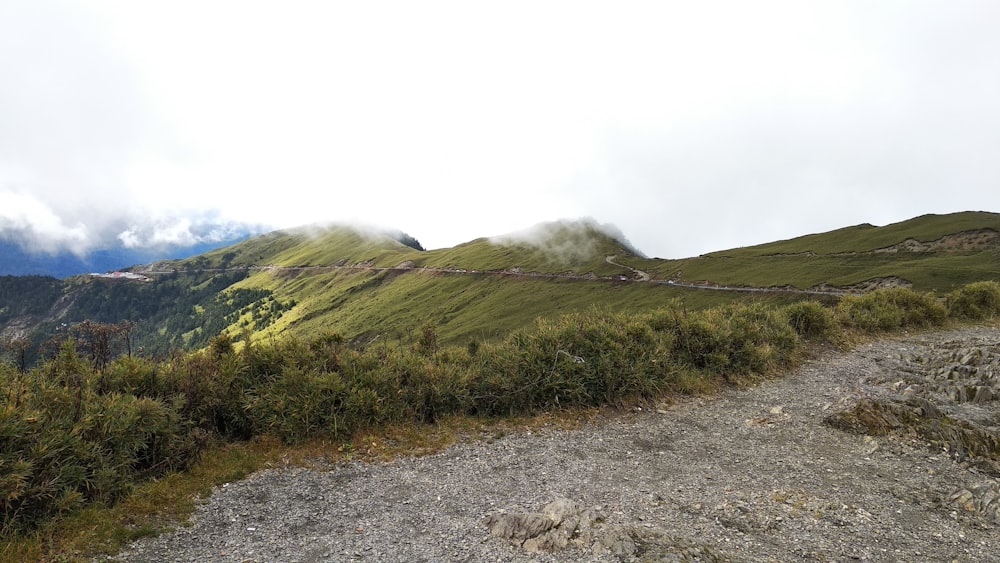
161, 212, 1000, 349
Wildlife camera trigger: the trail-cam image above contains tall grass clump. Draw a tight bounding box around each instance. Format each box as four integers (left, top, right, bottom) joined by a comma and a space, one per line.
468, 310, 672, 416
835, 287, 947, 332
226, 335, 475, 444
666, 302, 800, 382
0, 344, 197, 535
781, 301, 835, 338
947, 281, 1000, 320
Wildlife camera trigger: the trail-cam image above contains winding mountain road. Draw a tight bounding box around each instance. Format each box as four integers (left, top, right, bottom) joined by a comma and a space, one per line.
604, 255, 651, 281
139, 258, 854, 297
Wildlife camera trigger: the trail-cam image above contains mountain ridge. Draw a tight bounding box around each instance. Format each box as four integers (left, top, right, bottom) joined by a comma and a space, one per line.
1, 212, 998, 368
0, 229, 262, 278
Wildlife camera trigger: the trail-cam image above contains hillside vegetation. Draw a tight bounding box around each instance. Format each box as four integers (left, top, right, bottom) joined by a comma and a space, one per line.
4, 281, 1000, 559
633, 211, 1000, 291
0, 212, 998, 367
3, 210, 1000, 559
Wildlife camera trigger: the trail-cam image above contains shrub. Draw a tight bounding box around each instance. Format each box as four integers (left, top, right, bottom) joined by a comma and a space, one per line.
948, 281, 1000, 320
669, 303, 800, 381
98, 356, 165, 398
371, 349, 468, 424
835, 288, 947, 332
75, 392, 195, 503
467, 309, 674, 415
243, 366, 349, 444
781, 301, 835, 338
0, 357, 196, 534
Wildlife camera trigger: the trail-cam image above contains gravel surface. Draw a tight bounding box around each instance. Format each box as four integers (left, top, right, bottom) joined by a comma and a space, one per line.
111, 327, 1000, 562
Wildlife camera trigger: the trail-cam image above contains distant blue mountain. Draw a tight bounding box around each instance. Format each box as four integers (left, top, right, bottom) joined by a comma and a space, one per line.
0, 237, 252, 278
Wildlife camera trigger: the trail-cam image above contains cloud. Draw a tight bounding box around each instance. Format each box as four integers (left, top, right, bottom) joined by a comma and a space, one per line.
116, 216, 260, 249
0, 191, 90, 254
490, 218, 645, 263
0, 0, 157, 253
2, 1, 999, 262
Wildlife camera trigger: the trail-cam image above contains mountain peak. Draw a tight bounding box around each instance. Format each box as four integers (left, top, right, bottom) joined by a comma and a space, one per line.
490, 218, 646, 259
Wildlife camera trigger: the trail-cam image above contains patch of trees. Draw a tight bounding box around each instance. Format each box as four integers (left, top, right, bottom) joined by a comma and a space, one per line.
1, 271, 259, 366
391, 231, 425, 251
0, 276, 62, 322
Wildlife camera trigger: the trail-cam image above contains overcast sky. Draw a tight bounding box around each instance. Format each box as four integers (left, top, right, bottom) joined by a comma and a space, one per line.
2, 1, 998, 258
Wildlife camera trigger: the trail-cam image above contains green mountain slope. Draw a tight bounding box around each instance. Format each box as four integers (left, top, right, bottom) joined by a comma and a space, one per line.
163, 219, 637, 276
631, 211, 1000, 292
711, 211, 1000, 257
169, 224, 422, 269
2, 213, 998, 366
189, 219, 694, 346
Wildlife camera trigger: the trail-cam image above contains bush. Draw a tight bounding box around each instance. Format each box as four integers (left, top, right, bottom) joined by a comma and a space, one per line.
669, 303, 800, 381
388, 351, 471, 424
0, 354, 196, 534
835, 288, 947, 332
22, 282, 1000, 537
468, 310, 675, 415
948, 281, 1000, 320
243, 366, 349, 444
781, 301, 835, 338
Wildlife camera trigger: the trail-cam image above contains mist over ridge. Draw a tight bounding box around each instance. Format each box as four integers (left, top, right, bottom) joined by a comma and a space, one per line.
489, 217, 646, 261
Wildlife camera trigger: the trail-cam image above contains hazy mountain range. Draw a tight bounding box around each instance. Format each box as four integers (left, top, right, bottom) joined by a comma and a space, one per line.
0, 220, 267, 278
0, 238, 254, 278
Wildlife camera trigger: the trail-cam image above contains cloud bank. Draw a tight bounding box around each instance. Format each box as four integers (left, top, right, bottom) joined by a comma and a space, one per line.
2, 1, 998, 259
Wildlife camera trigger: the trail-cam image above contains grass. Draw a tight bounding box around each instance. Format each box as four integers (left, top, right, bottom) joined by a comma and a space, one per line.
241, 268, 806, 348
639, 251, 1000, 292
707, 211, 1000, 257
4, 284, 1000, 561
186, 219, 634, 275
0, 437, 281, 562
144, 212, 1000, 351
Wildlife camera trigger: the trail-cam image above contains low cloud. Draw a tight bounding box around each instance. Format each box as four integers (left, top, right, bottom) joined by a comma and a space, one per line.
0, 186, 263, 255
116, 216, 262, 249
0, 190, 91, 255
3, 2, 999, 262
490, 218, 646, 263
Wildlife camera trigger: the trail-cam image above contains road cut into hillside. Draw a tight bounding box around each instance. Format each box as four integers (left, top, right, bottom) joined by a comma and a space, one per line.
113, 327, 1000, 562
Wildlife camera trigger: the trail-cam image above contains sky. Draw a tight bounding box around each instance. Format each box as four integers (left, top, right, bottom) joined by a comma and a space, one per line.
1, 0, 999, 259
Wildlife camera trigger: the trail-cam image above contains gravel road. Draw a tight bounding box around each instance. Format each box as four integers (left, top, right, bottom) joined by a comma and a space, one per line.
111, 327, 1000, 562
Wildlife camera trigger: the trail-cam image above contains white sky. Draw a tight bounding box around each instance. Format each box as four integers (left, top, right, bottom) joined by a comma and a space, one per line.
1, 0, 998, 257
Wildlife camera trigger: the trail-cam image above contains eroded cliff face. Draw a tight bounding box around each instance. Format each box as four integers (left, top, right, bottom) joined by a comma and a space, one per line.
873, 228, 1000, 253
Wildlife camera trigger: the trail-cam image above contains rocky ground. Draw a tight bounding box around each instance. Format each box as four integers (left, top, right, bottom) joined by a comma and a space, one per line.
111, 327, 1000, 562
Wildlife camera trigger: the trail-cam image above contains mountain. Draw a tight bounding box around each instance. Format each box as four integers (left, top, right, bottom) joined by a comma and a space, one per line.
708, 211, 1000, 257
637, 211, 1000, 292
0, 234, 258, 278
1, 213, 998, 368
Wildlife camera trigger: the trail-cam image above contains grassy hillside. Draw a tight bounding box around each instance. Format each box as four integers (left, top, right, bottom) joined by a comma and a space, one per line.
123, 213, 1000, 347
179, 225, 421, 269
198, 212, 1000, 348
172, 219, 635, 276
709, 211, 1000, 256
418, 219, 637, 275
625, 212, 1000, 292
3, 213, 998, 363
231, 268, 794, 347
